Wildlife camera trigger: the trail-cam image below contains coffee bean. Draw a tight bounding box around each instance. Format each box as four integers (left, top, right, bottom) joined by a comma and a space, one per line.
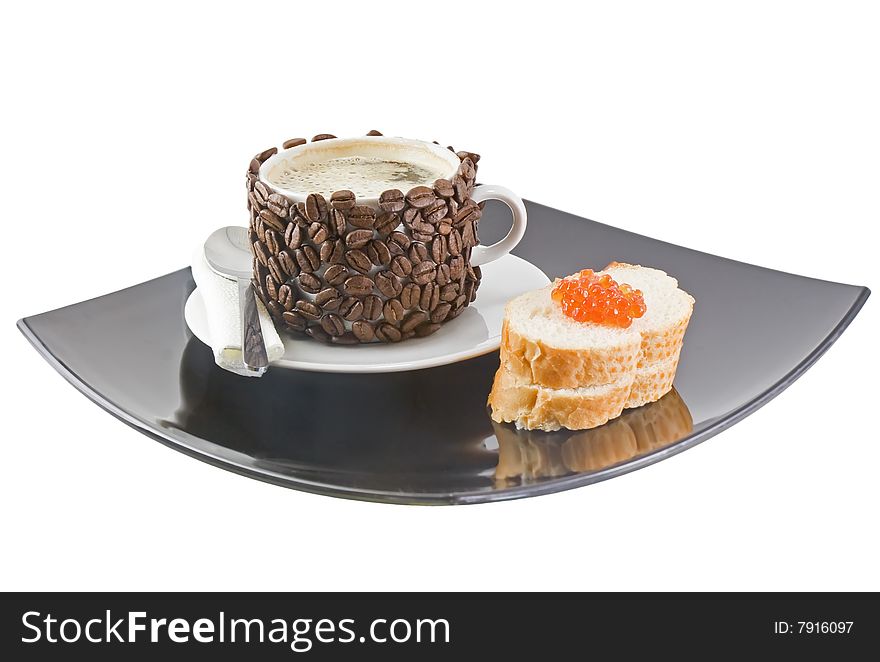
452, 175, 468, 203
306, 326, 331, 343
267, 193, 290, 218
430, 302, 452, 323
440, 284, 458, 302
448, 256, 464, 280
473, 265, 482, 281
253, 241, 270, 267
306, 222, 328, 244
403, 207, 420, 226
412, 261, 436, 285
379, 189, 405, 212
408, 242, 428, 264
454, 294, 468, 309
410, 218, 434, 235
312, 133, 336, 141
283, 137, 307, 149
323, 264, 349, 286
254, 259, 268, 285
282, 310, 307, 331
447, 229, 463, 256
265, 228, 282, 255
401, 311, 428, 333
285, 223, 303, 249
420, 282, 440, 311
295, 245, 320, 272
254, 181, 271, 204
461, 221, 477, 248
390, 255, 413, 278
277, 251, 298, 279
315, 287, 342, 311
388, 231, 411, 254
437, 263, 452, 286
366, 129, 383, 136
437, 221, 453, 236
421, 198, 447, 224
265, 273, 279, 301
278, 284, 295, 310
367, 239, 391, 266
343, 274, 373, 296
345, 249, 372, 274
351, 320, 375, 342
255, 219, 267, 243
305, 193, 328, 222
458, 158, 475, 181
400, 283, 420, 309
415, 322, 441, 337
433, 178, 454, 198
412, 231, 434, 244
466, 279, 477, 302
320, 314, 345, 337
295, 300, 322, 320
330, 189, 356, 211
405, 186, 436, 209
249, 158, 261, 174
453, 200, 478, 224
375, 324, 402, 343
383, 299, 405, 324
348, 205, 376, 229
247, 191, 262, 212
321, 238, 345, 264
298, 272, 322, 294
339, 297, 364, 321
375, 212, 400, 236
331, 332, 359, 345
255, 147, 277, 163
259, 208, 286, 233
345, 229, 373, 249
330, 209, 347, 236
294, 201, 308, 220
362, 295, 383, 321
456, 150, 480, 164
267, 257, 286, 284
431, 236, 447, 264
375, 271, 403, 298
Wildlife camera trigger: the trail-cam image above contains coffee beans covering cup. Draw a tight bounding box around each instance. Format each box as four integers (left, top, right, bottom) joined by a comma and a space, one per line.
246, 132, 527, 344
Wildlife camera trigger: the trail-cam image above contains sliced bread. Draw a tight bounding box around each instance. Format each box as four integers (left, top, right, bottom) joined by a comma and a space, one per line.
488, 366, 633, 432
499, 263, 694, 389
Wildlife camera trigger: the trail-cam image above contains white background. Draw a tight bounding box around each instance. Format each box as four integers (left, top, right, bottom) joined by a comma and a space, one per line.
2, 1, 877, 591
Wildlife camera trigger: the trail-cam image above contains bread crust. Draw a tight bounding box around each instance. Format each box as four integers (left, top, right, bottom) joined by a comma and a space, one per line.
501, 318, 641, 390
488, 368, 633, 432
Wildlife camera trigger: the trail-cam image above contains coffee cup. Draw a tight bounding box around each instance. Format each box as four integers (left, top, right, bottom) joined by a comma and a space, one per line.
246, 133, 527, 344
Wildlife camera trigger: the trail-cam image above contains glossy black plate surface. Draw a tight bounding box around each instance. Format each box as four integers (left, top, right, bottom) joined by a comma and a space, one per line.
18, 202, 869, 504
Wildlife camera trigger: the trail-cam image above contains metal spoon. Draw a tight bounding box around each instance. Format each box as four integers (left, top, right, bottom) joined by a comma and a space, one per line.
204, 226, 269, 374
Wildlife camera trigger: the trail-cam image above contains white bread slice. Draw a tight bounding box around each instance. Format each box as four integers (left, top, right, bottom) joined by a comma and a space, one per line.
604, 263, 694, 368
625, 354, 680, 409
489, 354, 681, 431
488, 366, 633, 432
500, 263, 694, 389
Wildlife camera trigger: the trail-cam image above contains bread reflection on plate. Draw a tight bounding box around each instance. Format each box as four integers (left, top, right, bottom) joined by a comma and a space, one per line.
493, 388, 693, 484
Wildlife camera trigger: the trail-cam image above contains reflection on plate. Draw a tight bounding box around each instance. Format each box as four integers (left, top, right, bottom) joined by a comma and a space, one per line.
184, 253, 550, 373
493, 389, 693, 484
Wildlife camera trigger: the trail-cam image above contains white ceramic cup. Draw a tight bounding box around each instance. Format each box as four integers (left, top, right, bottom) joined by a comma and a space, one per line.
258, 136, 527, 267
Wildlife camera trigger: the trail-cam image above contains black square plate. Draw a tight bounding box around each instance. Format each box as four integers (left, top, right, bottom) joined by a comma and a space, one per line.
18, 202, 869, 504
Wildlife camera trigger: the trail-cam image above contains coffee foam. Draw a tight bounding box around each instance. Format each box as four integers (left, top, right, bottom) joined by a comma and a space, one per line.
268, 157, 445, 199
262, 137, 458, 199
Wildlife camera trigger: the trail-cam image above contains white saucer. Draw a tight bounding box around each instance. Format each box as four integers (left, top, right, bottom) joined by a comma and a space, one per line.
185, 253, 550, 373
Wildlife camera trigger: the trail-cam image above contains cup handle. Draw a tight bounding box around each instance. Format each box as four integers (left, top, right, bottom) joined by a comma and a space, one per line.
468, 185, 528, 267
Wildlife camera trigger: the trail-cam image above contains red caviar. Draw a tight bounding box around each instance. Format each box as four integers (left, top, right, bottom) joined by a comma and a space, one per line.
551, 269, 647, 328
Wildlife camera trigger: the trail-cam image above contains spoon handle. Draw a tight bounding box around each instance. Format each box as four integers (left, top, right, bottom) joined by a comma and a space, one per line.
239, 278, 269, 373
